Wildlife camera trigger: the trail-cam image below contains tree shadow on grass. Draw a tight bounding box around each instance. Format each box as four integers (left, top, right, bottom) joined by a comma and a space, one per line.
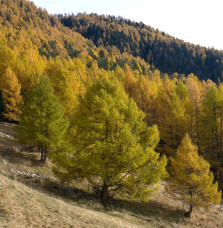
0, 124, 183, 226
3, 166, 183, 227
110, 197, 183, 225
0, 123, 42, 167
0, 137, 43, 168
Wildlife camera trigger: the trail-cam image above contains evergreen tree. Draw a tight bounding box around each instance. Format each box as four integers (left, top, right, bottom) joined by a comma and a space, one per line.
166, 134, 221, 218
53, 77, 167, 202
15, 76, 68, 163
0, 66, 22, 122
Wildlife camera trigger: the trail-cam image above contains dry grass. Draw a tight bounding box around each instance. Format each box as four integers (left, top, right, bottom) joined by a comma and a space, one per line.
0, 123, 223, 228
0, 173, 157, 228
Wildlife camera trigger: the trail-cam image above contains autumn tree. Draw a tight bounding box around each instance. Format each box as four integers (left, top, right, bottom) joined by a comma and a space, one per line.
124, 64, 137, 97
156, 76, 176, 156
15, 46, 45, 92
185, 75, 201, 143
0, 66, 22, 121
0, 91, 4, 120
165, 96, 188, 156
0, 42, 16, 76
15, 76, 68, 163
46, 58, 79, 117
53, 77, 167, 202
218, 83, 223, 155
166, 134, 221, 218
199, 86, 220, 162
132, 76, 158, 125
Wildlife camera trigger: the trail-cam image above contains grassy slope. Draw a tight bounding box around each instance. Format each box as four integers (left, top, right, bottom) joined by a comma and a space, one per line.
0, 123, 223, 228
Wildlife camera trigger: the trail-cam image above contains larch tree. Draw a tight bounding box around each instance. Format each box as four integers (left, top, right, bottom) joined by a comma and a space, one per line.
217, 84, 223, 185
15, 46, 45, 92
124, 65, 137, 98
0, 42, 16, 76
0, 91, 4, 120
165, 91, 188, 157
133, 76, 158, 125
15, 76, 68, 163
218, 83, 223, 155
199, 86, 220, 163
46, 58, 79, 118
0, 66, 22, 122
53, 77, 167, 202
185, 76, 201, 144
166, 134, 221, 218
156, 76, 176, 156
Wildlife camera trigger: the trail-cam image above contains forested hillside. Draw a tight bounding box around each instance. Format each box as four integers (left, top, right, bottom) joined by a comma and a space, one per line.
59, 13, 223, 82
0, 0, 151, 71
0, 0, 222, 223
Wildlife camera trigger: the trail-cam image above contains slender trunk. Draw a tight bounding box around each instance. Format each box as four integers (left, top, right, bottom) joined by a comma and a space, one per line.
100, 182, 109, 203
40, 145, 47, 163
184, 205, 193, 218
40, 146, 44, 163
43, 146, 47, 163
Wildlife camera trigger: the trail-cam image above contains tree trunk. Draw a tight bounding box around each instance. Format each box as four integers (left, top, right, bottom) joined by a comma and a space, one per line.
40, 146, 44, 163
40, 146, 47, 163
43, 146, 47, 163
100, 183, 109, 203
184, 205, 193, 218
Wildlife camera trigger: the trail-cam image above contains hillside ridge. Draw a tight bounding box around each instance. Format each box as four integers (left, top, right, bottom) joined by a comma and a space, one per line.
59, 13, 223, 82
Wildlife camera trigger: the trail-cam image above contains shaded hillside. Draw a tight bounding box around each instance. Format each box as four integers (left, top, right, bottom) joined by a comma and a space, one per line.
59, 13, 223, 82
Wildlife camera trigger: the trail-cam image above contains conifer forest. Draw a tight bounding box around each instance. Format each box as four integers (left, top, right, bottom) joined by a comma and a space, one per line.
0, 1, 223, 227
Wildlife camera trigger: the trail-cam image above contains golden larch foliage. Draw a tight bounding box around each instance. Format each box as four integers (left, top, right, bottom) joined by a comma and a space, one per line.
166, 134, 221, 217
0, 66, 22, 121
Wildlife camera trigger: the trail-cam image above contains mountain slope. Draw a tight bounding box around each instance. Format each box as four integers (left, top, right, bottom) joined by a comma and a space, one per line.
0, 0, 90, 59
0, 123, 223, 228
1, 173, 155, 228
2, 1, 223, 82
0, 0, 153, 82
59, 13, 223, 82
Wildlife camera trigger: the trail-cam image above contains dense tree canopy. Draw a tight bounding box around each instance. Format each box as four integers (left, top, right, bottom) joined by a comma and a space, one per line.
53, 78, 167, 202
0, 66, 22, 121
15, 76, 68, 163
59, 13, 223, 82
0, 0, 222, 209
